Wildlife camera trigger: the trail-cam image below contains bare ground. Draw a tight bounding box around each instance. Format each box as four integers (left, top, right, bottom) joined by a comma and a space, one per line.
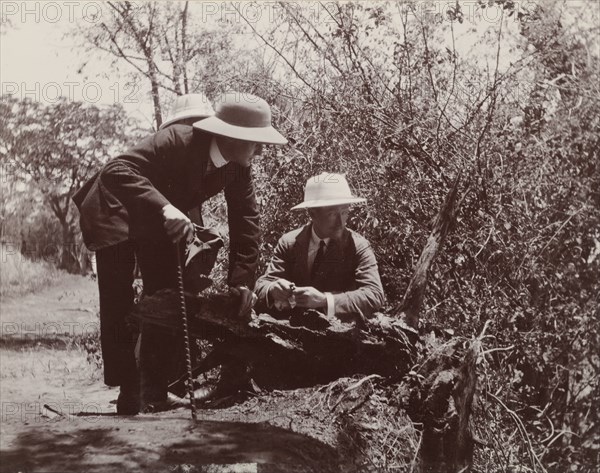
0, 276, 344, 473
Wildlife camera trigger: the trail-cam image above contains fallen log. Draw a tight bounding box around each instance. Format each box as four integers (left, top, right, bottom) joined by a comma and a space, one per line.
135, 291, 419, 388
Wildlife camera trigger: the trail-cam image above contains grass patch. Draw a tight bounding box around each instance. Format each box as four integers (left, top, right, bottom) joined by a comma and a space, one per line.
1, 252, 65, 299
0, 345, 100, 382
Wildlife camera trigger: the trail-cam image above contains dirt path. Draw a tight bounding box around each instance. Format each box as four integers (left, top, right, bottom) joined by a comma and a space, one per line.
0, 276, 341, 473
1, 273, 99, 343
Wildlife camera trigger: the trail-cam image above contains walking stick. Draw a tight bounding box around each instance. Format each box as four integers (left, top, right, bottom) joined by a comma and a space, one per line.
174, 242, 197, 421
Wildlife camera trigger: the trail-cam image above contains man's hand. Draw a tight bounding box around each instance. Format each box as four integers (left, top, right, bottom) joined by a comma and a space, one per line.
161, 204, 193, 243
230, 285, 257, 317
293, 286, 327, 309
268, 278, 295, 303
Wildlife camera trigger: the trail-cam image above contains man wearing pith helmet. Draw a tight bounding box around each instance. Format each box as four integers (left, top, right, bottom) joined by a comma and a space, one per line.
159, 93, 215, 129
73, 92, 286, 414
161, 93, 213, 228
255, 173, 385, 320
85, 94, 216, 300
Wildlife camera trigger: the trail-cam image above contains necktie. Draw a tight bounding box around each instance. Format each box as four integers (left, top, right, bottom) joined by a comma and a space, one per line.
311, 240, 326, 280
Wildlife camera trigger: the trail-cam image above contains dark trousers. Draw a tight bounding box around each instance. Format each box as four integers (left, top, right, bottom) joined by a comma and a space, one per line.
96, 239, 181, 393
96, 241, 137, 387
136, 238, 182, 403
96, 231, 221, 401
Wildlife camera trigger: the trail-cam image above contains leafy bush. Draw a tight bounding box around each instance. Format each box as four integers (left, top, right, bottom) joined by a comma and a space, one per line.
239, 1, 599, 470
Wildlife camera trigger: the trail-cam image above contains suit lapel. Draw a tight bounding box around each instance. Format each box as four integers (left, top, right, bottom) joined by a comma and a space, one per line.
187, 131, 212, 207
292, 224, 312, 286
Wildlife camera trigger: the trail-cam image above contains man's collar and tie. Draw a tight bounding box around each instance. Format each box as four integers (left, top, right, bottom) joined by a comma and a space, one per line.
310, 240, 326, 280
307, 226, 335, 316
308, 226, 331, 277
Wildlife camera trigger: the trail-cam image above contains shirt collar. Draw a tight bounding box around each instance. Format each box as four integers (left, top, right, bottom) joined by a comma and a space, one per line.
209, 138, 228, 169
311, 225, 331, 247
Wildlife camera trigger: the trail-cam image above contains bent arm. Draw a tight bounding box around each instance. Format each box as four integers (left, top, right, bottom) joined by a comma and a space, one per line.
254, 237, 292, 305
224, 165, 260, 289
99, 127, 189, 220
332, 240, 386, 318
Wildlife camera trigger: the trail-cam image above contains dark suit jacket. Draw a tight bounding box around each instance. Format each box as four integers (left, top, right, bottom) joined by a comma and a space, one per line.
72, 125, 260, 288
255, 224, 385, 318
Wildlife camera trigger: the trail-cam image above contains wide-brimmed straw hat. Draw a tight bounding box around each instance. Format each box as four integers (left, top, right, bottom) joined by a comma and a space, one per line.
291, 173, 366, 210
159, 93, 214, 130
193, 92, 287, 145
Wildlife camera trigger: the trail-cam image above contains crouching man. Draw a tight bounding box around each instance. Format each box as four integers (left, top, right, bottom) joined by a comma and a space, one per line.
255, 173, 385, 320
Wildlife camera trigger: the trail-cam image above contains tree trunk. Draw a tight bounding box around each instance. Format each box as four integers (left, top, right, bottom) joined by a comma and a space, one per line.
149, 67, 162, 129
59, 221, 79, 273
400, 174, 461, 328
181, 1, 190, 94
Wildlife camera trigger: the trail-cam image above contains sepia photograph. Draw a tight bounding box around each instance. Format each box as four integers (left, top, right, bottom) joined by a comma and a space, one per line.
0, 1, 598, 472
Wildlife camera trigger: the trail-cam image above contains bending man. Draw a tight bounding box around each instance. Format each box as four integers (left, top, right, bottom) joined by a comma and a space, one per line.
73, 92, 286, 414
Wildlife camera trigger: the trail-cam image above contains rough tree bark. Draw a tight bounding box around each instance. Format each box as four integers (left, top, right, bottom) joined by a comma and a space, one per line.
400, 175, 461, 328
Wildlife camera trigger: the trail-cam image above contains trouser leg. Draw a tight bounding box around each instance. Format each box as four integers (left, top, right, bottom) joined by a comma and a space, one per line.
136, 238, 182, 404
96, 241, 137, 387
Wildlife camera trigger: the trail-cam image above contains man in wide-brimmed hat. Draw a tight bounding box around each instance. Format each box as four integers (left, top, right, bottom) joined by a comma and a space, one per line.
255, 173, 385, 320
73, 92, 286, 414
